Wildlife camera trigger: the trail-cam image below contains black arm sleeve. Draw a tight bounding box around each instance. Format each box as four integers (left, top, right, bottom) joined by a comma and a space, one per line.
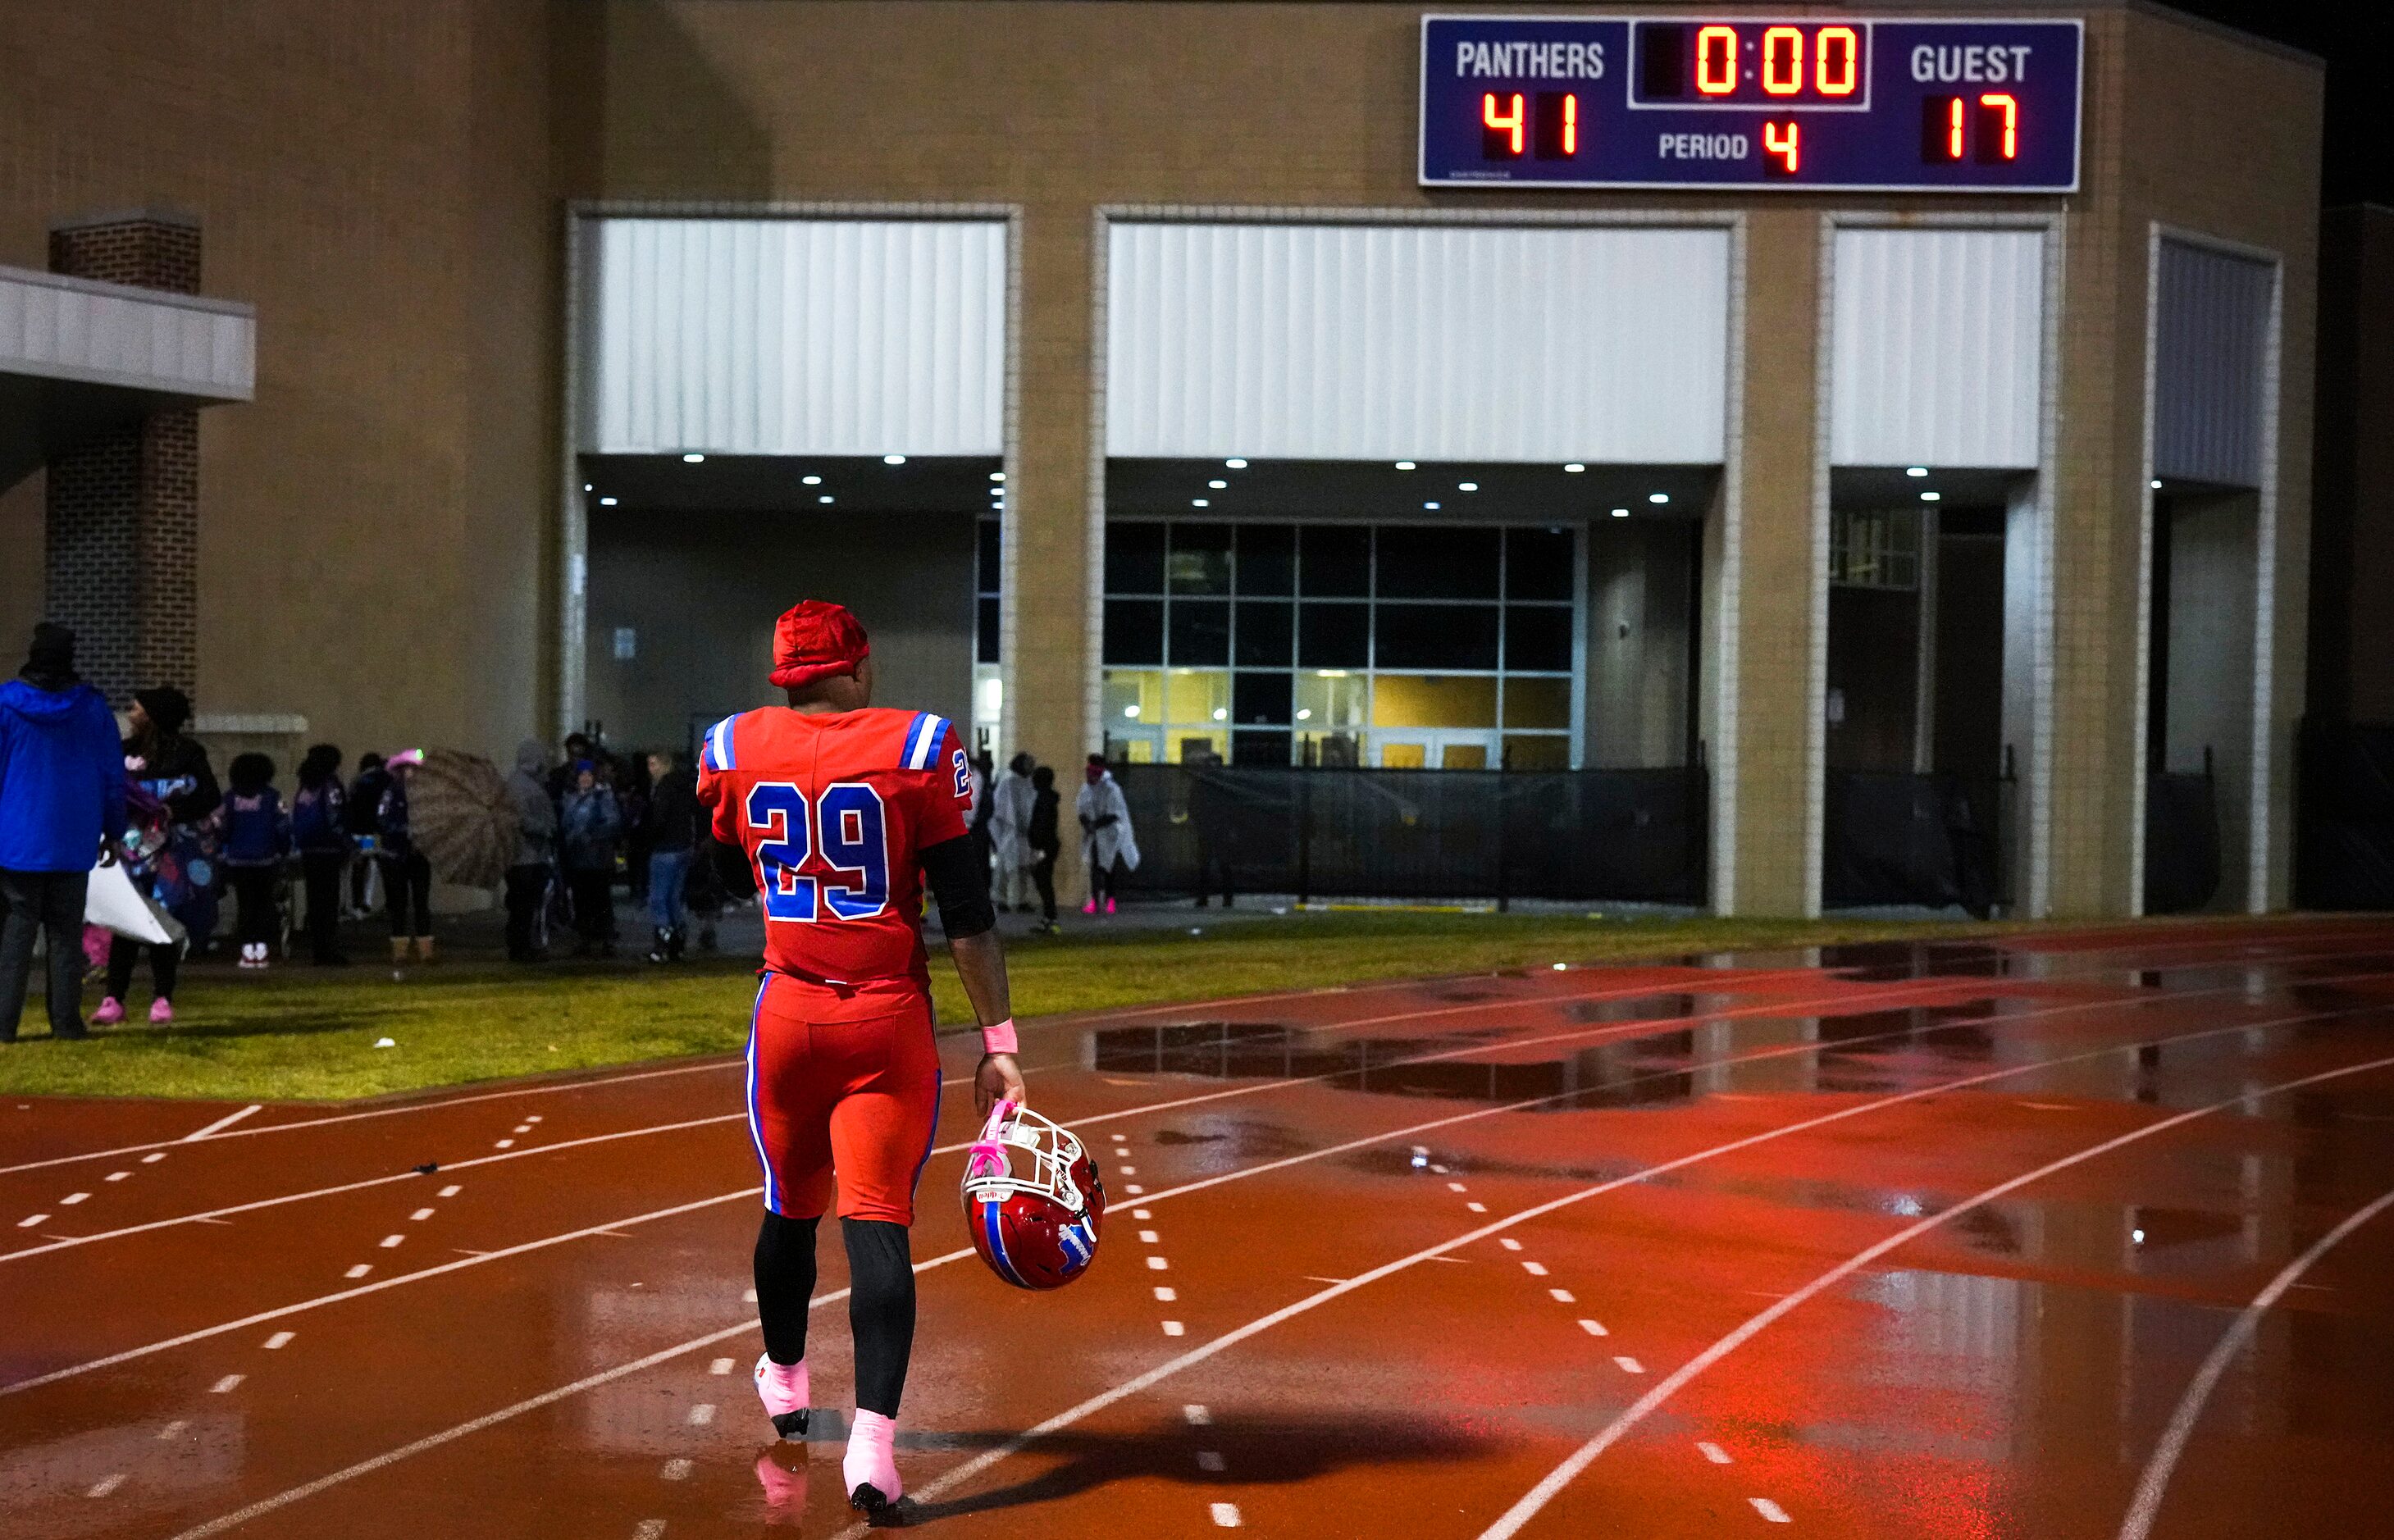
710, 834, 757, 897
919, 834, 996, 939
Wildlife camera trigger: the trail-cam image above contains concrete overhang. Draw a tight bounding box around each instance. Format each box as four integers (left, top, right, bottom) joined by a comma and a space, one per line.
0, 262, 255, 489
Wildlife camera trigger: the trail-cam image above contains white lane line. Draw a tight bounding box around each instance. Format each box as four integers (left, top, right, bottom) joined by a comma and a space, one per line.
1613, 1356, 1645, 1374
709, 1357, 735, 1375
1146, 1255, 1169, 1271
1211, 1501, 1243, 1527
1751, 1497, 1792, 1524
1698, 1441, 1732, 1465
1132, 1209, 1151, 1220
378, 1234, 404, 1249
438, 1185, 462, 1198
1139, 1230, 1161, 1244
209, 1374, 243, 1393
106, 1172, 129, 1182
512, 1124, 532, 1134
16, 1214, 46, 1228
410, 1208, 435, 1222
262, 1332, 294, 1350
660, 1457, 692, 1481
1163, 1321, 1185, 1337
1124, 1185, 1146, 1196
494, 1139, 513, 1150
633, 1522, 665, 1540
1548, 1289, 1575, 1305
1498, 1238, 1522, 1251
686, 1403, 715, 1425
157, 1419, 187, 1440
1448, 1182, 1468, 1193
1521, 1261, 1548, 1277
524, 1115, 541, 1124
1466, 1201, 1487, 1213
141, 1153, 166, 1164
2116, 1181, 2394, 1540
344, 1265, 371, 1279
1197, 1451, 1226, 1473
1156, 1287, 1178, 1301
1185, 1405, 1211, 1425
1474, 1047, 2394, 1540
88, 1473, 125, 1497
183, 1105, 263, 1141
1579, 1320, 1608, 1337
1119, 1164, 1138, 1176
60, 1192, 89, 1205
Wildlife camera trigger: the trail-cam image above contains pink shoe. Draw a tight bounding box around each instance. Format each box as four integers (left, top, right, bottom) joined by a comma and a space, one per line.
844, 1408, 902, 1516
89, 997, 124, 1026
753, 1353, 809, 1439
1081, 899, 1097, 915
1104, 897, 1117, 916
148, 998, 175, 1025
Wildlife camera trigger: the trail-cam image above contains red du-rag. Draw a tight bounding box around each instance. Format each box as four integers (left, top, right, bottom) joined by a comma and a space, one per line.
769, 599, 871, 690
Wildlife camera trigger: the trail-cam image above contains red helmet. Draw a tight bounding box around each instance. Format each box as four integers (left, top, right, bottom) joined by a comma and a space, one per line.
961, 1101, 1105, 1290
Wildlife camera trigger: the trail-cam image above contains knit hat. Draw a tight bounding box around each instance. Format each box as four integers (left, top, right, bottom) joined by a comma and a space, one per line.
134, 686, 192, 735
769, 600, 871, 690
22, 622, 75, 683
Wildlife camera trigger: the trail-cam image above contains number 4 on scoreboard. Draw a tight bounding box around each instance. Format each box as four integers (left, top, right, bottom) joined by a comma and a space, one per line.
1763, 120, 1800, 175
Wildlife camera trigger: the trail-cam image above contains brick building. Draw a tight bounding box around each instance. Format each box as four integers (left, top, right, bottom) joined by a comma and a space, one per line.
0, 1, 2323, 918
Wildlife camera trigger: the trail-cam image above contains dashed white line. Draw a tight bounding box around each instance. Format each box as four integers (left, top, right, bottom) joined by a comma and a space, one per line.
1211, 1501, 1243, 1527
410, 1208, 435, 1222
1466, 1201, 1487, 1213
105, 1171, 130, 1182
344, 1265, 372, 1279
1613, 1356, 1644, 1375
494, 1139, 514, 1150
1155, 1287, 1177, 1301
524, 1115, 542, 1124
157, 1419, 188, 1440
210, 1374, 244, 1393
743, 1288, 759, 1303
17, 1214, 47, 1228
1750, 1497, 1791, 1523
88, 1473, 125, 1497
1549, 1288, 1575, 1304
659, 1457, 692, 1481
141, 1153, 166, 1164
1124, 1184, 1145, 1195
513, 1124, 533, 1134
437, 1185, 462, 1198
1139, 1229, 1161, 1243
1184, 1404, 1211, 1425
263, 1332, 294, 1350
61, 1192, 89, 1205
1163, 1321, 1186, 1337
378, 1234, 404, 1249
1146, 1256, 1169, 1271
1697, 1442, 1732, 1465
1578, 1319, 1607, 1337
1197, 1450, 1225, 1473
1448, 1182, 1467, 1193
1498, 1238, 1523, 1251
687, 1403, 715, 1425
1119, 1165, 1138, 1176
633, 1521, 665, 1540
1521, 1261, 1548, 1276
709, 1357, 735, 1376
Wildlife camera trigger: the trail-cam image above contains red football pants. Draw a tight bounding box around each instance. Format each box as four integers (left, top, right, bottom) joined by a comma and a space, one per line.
744, 973, 943, 1225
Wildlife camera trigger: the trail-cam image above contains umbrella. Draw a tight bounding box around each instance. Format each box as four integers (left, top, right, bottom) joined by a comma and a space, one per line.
406, 748, 517, 889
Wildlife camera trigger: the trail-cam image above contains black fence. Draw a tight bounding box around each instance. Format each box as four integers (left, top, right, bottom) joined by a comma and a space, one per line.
1112, 764, 1708, 906
1821, 769, 2009, 917
2297, 721, 2394, 909
2144, 762, 2222, 915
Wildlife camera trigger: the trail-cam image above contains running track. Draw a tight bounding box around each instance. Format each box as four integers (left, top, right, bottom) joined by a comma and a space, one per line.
4, 918, 2392, 1538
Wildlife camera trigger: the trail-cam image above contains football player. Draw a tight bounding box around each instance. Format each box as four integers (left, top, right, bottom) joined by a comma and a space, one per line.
697, 599, 1026, 1520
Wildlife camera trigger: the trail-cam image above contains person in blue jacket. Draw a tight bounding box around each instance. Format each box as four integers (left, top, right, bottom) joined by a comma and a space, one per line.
0, 624, 127, 1042
217, 753, 290, 971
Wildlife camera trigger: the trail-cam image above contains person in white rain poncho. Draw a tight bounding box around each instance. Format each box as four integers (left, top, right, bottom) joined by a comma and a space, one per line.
987, 753, 1036, 913
1075, 754, 1138, 915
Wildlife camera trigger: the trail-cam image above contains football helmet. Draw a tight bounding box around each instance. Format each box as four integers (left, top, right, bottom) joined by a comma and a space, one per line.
960, 1100, 1105, 1290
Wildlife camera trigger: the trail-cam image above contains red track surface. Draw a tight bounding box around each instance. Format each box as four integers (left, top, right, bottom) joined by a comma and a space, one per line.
5, 918, 2394, 1538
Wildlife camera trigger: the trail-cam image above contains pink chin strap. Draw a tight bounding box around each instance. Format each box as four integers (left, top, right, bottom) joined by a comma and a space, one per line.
964, 1098, 1021, 1183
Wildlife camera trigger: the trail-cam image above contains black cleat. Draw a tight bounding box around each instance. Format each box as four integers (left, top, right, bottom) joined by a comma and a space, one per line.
770, 1407, 809, 1440
848, 1483, 911, 1526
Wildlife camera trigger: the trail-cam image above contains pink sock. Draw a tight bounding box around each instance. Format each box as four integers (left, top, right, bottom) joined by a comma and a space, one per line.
844, 1408, 901, 1504
753, 1353, 809, 1433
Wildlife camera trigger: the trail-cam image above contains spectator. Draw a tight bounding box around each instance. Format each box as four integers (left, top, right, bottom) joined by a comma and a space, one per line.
559, 760, 622, 957
1077, 753, 1139, 916
620, 753, 654, 904
102, 686, 217, 1022
290, 744, 350, 965
344, 750, 388, 918
1026, 764, 1061, 934
990, 752, 1036, 913
0, 624, 125, 1042
686, 822, 732, 954
379, 749, 435, 964
217, 753, 290, 970
547, 731, 593, 803
643, 749, 698, 964
504, 740, 557, 963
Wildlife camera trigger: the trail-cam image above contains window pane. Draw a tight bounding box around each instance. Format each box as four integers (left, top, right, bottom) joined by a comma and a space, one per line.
1505, 606, 1574, 672
1238, 526, 1297, 595
1442, 742, 1490, 770
1375, 604, 1499, 669
1165, 729, 1229, 764
1371, 675, 1498, 728
1232, 729, 1293, 766
976, 596, 1000, 664
1106, 522, 1166, 593
1169, 523, 1233, 595
1233, 601, 1293, 666
1298, 730, 1364, 767
1232, 671, 1292, 726
1503, 734, 1572, 770
1168, 599, 1231, 665
1507, 528, 1574, 599
1377, 526, 1499, 599
1103, 599, 1163, 665
1300, 526, 1371, 596
1101, 669, 1161, 730
1164, 669, 1230, 727
1503, 676, 1571, 729
1294, 670, 1368, 731
1297, 603, 1370, 667
978, 517, 1002, 594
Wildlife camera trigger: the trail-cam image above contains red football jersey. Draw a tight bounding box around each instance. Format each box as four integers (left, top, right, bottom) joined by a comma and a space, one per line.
695, 706, 973, 1011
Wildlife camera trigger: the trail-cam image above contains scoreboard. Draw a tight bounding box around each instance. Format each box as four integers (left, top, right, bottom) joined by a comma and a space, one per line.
1420, 16, 2082, 192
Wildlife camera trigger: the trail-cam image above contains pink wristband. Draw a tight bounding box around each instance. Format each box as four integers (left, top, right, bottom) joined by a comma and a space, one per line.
980, 1018, 1019, 1055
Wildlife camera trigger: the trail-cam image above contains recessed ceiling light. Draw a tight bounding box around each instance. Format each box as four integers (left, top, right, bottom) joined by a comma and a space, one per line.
599, 496, 618, 506
1905, 466, 1928, 477
1458, 481, 1478, 492
682, 453, 705, 463
1192, 499, 1210, 508
882, 453, 906, 465
1425, 501, 1442, 510
1647, 492, 1669, 504
1920, 490, 1941, 502
990, 471, 1006, 481
1610, 507, 1630, 517
1124, 704, 1141, 718
2150, 478, 2164, 490
1211, 708, 1228, 722
819, 494, 834, 504
1564, 463, 1585, 473
1395, 461, 1416, 471
1226, 458, 1248, 469
803, 475, 822, 485
581, 483, 593, 492
1209, 480, 1227, 489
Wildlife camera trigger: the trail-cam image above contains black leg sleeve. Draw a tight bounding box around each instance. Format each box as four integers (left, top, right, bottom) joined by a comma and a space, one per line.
842, 1218, 916, 1417
753, 1210, 820, 1366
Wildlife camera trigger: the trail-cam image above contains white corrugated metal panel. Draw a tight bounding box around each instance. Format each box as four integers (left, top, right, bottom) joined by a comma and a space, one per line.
0, 265, 253, 401
1831, 229, 2044, 469
586, 217, 1005, 457
1106, 222, 1728, 463
2153, 239, 2271, 489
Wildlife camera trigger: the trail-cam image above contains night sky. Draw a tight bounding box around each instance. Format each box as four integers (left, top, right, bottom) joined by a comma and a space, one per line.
2173, 0, 2389, 206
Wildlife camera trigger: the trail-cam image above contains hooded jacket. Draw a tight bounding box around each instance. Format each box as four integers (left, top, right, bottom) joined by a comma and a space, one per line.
0, 676, 129, 872
508, 740, 558, 866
